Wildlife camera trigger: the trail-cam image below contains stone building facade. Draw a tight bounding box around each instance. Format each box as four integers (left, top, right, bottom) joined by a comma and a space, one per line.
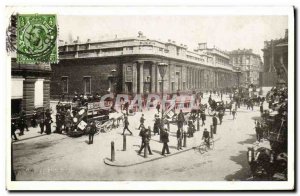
261, 29, 288, 86
228, 49, 263, 87
51, 32, 237, 98
11, 57, 51, 116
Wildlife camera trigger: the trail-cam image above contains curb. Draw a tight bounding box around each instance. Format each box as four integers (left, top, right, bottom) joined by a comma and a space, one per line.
12, 133, 68, 143
103, 137, 220, 167
103, 147, 194, 167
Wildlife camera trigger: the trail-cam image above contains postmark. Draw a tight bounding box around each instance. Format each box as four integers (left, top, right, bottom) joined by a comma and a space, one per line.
16, 14, 57, 64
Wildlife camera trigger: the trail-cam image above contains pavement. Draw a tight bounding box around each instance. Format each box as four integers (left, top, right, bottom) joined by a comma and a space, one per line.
12, 93, 261, 181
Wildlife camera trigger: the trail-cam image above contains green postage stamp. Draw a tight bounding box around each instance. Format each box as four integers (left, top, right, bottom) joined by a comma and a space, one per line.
16, 14, 57, 64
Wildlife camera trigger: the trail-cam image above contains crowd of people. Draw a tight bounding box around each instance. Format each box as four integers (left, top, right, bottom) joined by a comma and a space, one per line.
11, 109, 54, 140
11, 87, 253, 154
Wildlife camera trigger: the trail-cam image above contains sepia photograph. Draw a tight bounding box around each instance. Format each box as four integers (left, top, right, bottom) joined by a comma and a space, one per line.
5, 6, 294, 191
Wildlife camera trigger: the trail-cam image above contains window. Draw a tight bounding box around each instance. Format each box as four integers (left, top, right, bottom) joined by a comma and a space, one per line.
61, 76, 68, 93
83, 76, 91, 94
127, 65, 132, 72
246, 56, 250, 65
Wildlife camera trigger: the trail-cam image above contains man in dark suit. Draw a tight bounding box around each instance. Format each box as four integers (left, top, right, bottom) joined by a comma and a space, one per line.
45, 109, 52, 135
161, 128, 170, 155
200, 111, 206, 126
45, 116, 52, 135
122, 115, 132, 135
218, 111, 224, 125
11, 120, 18, 140
260, 103, 264, 115
212, 113, 218, 134
55, 112, 62, 134
176, 128, 183, 150
138, 114, 145, 130
177, 109, 185, 131
138, 127, 153, 155
88, 121, 96, 144
39, 113, 45, 134
124, 101, 129, 115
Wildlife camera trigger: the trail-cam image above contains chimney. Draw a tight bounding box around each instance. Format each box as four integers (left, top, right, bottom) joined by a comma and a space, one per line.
87, 39, 91, 43
138, 31, 143, 38
168, 39, 171, 42
77, 36, 80, 43
198, 43, 207, 49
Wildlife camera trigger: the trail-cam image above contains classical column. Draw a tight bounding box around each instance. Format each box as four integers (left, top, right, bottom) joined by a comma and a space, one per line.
198, 69, 201, 89
186, 67, 189, 89
192, 68, 195, 89
169, 63, 172, 93
197, 69, 200, 89
139, 62, 144, 94
187, 67, 190, 89
122, 64, 127, 93
195, 69, 197, 89
151, 62, 156, 93
190, 68, 192, 89
193, 68, 197, 89
132, 62, 138, 93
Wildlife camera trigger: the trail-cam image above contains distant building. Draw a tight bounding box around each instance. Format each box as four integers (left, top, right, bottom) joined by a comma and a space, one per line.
228, 49, 263, 87
51, 32, 237, 98
261, 29, 288, 86
11, 56, 51, 116
195, 43, 235, 90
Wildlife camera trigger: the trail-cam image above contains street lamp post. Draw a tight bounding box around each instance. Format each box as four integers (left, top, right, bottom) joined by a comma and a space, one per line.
157, 62, 168, 120
110, 69, 117, 110
111, 68, 117, 93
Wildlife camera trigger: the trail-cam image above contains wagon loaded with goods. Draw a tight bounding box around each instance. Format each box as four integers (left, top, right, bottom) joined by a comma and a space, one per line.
67, 101, 110, 137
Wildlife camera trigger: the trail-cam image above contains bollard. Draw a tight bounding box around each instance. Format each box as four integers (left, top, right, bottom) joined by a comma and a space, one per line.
144, 140, 148, 158
123, 134, 126, 151
197, 117, 200, 131
210, 125, 214, 139
111, 141, 115, 162
183, 131, 187, 147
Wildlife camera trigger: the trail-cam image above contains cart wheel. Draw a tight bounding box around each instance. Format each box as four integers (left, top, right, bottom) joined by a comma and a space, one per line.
198, 143, 207, 154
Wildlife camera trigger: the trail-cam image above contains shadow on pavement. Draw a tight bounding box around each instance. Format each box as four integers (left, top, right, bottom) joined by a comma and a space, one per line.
238, 134, 257, 145
225, 134, 257, 181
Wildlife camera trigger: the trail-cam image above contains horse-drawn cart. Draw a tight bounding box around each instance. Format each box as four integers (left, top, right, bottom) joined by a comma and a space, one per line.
207, 100, 232, 116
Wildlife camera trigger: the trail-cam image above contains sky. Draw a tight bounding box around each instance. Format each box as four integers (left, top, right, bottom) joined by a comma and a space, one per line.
58, 15, 288, 57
